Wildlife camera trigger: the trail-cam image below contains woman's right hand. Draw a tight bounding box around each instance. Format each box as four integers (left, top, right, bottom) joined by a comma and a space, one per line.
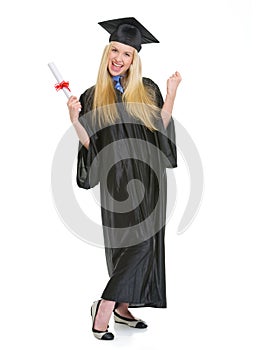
67, 96, 82, 123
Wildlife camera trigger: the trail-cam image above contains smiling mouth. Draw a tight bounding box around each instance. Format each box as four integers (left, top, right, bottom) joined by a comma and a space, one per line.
112, 61, 123, 68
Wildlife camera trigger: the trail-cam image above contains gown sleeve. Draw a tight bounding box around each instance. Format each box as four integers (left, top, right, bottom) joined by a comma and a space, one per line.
76, 86, 100, 189
144, 78, 178, 169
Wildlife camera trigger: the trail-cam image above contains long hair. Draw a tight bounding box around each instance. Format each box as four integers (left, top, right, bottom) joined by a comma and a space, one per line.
92, 43, 159, 131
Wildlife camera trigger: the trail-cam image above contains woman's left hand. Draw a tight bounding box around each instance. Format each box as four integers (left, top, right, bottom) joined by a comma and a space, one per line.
167, 71, 182, 96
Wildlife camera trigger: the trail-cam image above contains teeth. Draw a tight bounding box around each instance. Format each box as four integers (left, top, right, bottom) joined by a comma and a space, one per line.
113, 62, 122, 67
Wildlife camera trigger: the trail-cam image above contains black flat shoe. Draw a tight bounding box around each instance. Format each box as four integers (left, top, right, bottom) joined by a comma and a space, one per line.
91, 301, 114, 340
113, 310, 148, 329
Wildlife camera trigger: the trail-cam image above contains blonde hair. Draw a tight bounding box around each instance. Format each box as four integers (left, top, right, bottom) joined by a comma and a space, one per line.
92, 44, 159, 131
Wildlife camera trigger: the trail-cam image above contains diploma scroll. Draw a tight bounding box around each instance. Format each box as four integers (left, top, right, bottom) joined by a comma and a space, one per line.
48, 62, 72, 99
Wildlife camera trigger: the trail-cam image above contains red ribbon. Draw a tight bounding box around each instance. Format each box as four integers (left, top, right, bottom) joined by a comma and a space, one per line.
54, 80, 71, 92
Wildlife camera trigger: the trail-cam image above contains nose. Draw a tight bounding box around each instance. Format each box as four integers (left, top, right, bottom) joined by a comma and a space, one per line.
115, 52, 123, 62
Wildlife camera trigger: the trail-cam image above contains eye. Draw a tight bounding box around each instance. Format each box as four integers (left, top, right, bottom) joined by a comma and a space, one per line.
112, 48, 118, 52
125, 53, 131, 57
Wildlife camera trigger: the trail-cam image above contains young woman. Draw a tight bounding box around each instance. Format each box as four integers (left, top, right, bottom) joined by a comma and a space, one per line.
67, 17, 182, 341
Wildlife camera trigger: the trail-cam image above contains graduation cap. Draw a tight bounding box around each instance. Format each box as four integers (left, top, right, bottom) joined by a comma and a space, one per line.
98, 17, 159, 52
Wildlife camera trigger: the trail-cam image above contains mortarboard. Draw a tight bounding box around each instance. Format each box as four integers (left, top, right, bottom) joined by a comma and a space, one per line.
98, 17, 159, 52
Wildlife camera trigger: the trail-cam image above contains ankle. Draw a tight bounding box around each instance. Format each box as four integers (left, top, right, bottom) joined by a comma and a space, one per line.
115, 302, 129, 313
100, 300, 116, 313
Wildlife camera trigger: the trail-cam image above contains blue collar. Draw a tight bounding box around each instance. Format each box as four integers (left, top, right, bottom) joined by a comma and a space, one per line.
112, 75, 124, 93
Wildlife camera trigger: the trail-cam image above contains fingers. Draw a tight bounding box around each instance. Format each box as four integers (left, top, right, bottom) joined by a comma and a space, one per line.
67, 96, 82, 110
170, 71, 182, 80
166, 71, 182, 95
67, 96, 82, 122
67, 95, 80, 106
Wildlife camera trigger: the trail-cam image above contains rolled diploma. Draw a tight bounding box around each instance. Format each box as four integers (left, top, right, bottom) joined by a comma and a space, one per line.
48, 62, 72, 99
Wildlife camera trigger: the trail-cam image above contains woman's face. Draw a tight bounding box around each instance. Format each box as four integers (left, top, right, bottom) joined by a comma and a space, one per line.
108, 41, 134, 76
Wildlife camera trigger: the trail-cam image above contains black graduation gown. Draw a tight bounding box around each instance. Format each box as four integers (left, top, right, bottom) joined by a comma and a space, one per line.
77, 78, 177, 308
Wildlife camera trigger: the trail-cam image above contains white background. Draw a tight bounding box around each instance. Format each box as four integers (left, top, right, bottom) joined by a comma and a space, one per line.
1, 0, 256, 349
